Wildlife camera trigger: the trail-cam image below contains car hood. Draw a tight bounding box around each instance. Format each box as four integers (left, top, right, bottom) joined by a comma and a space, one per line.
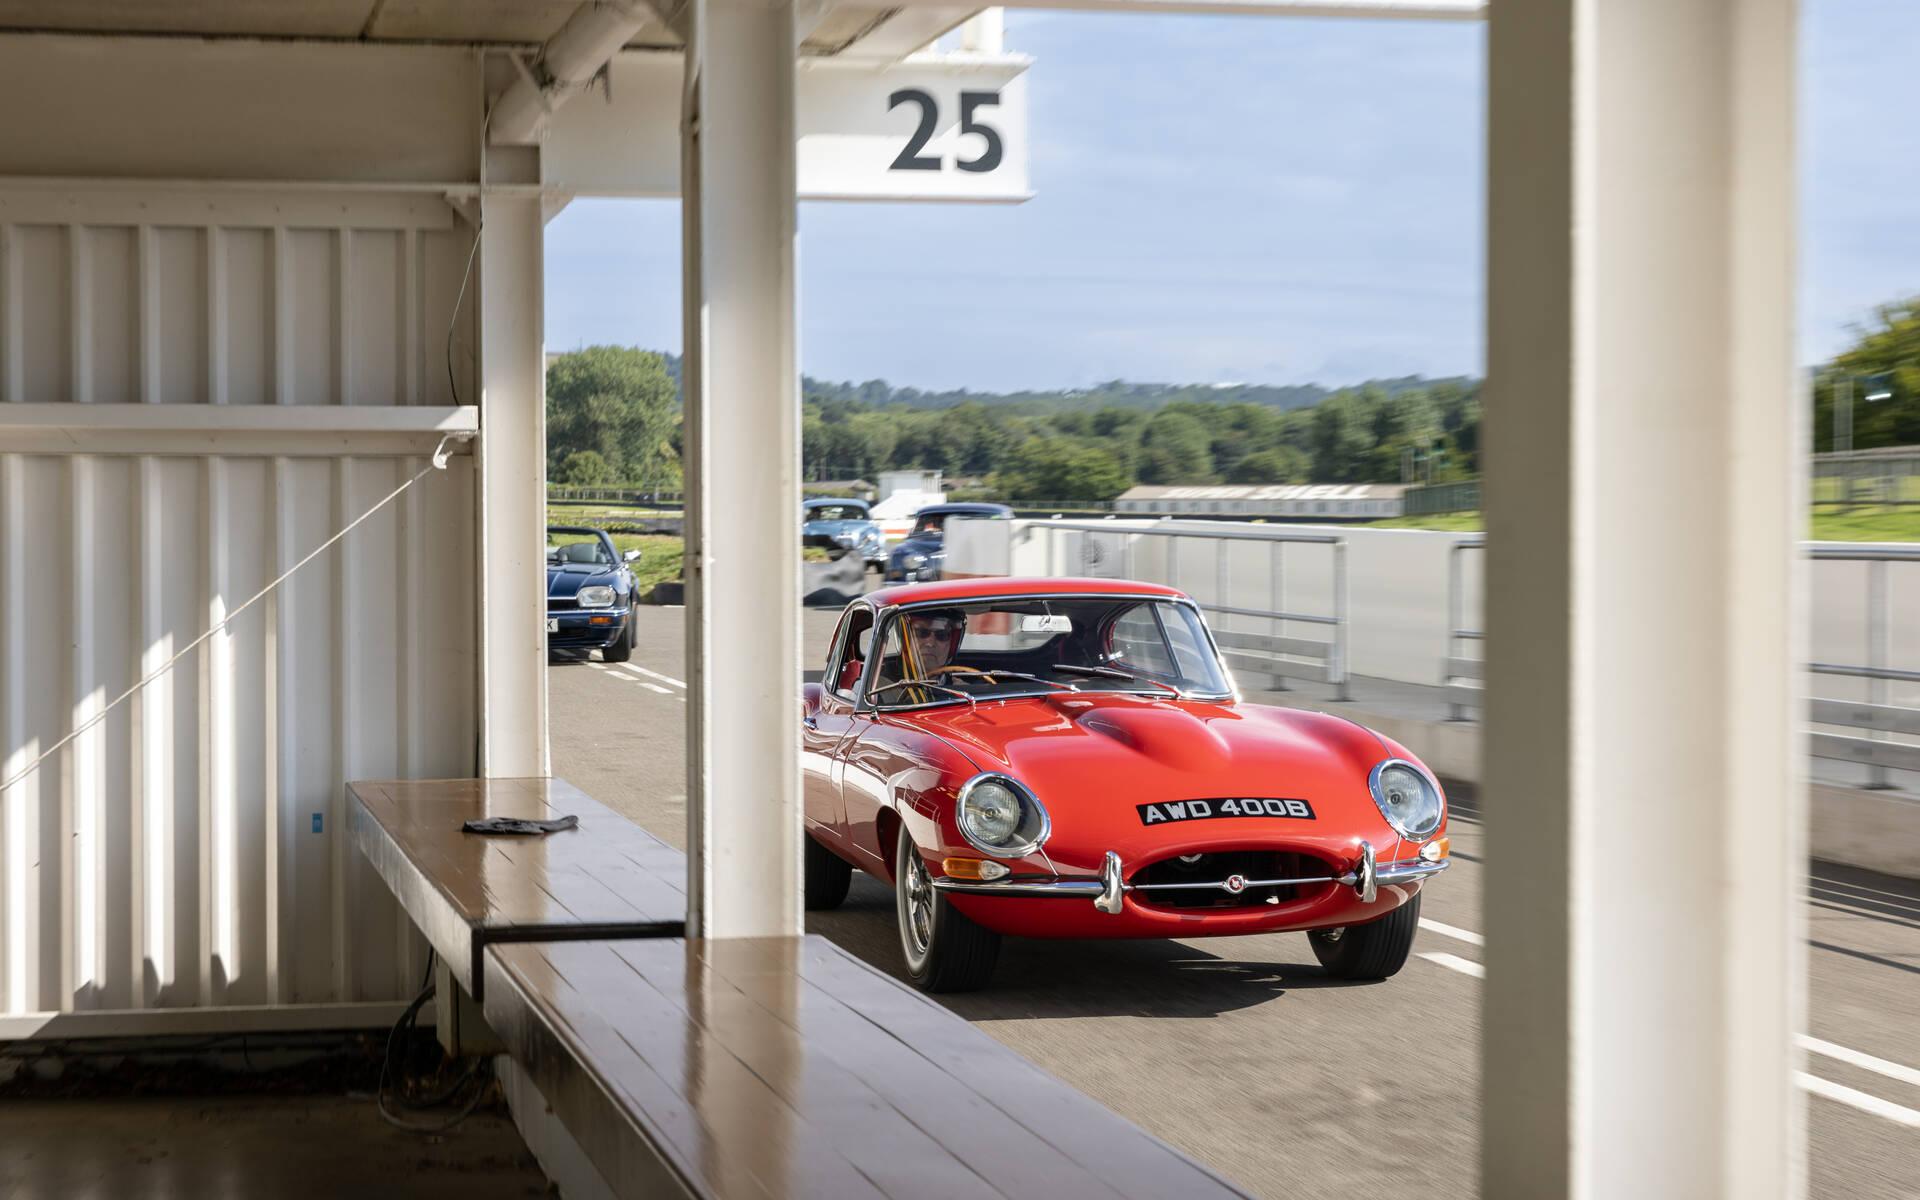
892, 532, 942, 556
901, 693, 1402, 852
804, 519, 879, 537
547, 563, 619, 598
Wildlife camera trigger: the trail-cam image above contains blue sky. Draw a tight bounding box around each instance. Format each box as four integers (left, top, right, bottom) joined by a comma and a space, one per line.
544, 1, 1919, 394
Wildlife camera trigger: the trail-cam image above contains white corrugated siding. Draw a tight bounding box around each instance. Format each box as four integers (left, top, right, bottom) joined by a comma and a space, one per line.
0, 190, 478, 1020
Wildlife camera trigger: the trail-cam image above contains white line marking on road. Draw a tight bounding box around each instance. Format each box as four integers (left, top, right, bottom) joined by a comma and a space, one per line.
639, 681, 671, 695
1418, 952, 1484, 979
1419, 918, 1484, 947
617, 663, 686, 689
1797, 1072, 1920, 1128
1801, 1036, 1920, 1090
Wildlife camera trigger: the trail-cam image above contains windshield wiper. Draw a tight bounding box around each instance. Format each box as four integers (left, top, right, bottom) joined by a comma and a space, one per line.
1051, 663, 1183, 697
963, 669, 1078, 693
867, 679, 978, 709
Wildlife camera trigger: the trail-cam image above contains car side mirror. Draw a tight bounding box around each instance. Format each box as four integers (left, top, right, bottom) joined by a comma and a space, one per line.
623, 549, 642, 563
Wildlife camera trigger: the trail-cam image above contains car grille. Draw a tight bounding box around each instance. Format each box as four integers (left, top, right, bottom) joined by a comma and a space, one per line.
547, 596, 578, 611
1127, 850, 1335, 911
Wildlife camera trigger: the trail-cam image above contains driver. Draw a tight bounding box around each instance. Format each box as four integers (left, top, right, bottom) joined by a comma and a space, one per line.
906, 608, 967, 677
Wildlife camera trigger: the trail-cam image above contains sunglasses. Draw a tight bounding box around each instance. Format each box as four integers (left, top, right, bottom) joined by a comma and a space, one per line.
912, 623, 958, 639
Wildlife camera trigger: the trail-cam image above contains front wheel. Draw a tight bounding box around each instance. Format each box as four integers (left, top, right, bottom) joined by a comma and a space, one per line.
895, 827, 1000, 993
1309, 891, 1421, 980
602, 608, 634, 663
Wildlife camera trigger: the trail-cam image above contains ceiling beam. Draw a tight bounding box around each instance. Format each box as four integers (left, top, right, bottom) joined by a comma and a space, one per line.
873, 0, 1482, 18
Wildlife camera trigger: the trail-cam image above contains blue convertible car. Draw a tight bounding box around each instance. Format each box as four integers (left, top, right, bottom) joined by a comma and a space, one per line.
883, 502, 1013, 583
547, 526, 641, 662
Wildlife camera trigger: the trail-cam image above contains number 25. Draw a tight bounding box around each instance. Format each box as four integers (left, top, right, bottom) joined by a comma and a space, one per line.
888, 89, 1004, 174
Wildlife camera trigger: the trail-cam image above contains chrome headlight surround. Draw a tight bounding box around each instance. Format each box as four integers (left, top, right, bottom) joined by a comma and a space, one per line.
1367, 758, 1444, 842
954, 773, 1051, 859
576, 584, 616, 608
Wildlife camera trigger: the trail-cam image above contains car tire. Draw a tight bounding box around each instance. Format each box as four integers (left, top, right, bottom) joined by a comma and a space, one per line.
1308, 891, 1420, 980
803, 832, 853, 910
894, 826, 1000, 993
602, 607, 634, 663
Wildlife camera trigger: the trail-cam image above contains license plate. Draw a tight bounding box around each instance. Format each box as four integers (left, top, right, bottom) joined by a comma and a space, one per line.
546, 618, 559, 632
1137, 798, 1315, 825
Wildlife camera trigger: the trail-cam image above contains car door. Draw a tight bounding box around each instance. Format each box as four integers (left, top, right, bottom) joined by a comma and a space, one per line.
803, 605, 874, 845
838, 613, 905, 871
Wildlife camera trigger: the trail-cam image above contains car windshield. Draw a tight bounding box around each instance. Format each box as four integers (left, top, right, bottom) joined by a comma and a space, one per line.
546, 531, 612, 566
865, 596, 1232, 709
806, 504, 866, 522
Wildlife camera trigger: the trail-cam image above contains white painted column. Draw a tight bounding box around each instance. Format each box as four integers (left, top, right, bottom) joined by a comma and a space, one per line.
681, 0, 803, 939
1481, 2, 1804, 1197
476, 198, 549, 778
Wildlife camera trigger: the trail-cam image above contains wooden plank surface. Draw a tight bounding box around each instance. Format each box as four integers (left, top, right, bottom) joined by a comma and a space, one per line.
484, 936, 1253, 1200
348, 776, 687, 996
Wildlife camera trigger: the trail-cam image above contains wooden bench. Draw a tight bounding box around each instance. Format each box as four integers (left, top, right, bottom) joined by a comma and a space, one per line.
348, 777, 686, 1001
352, 776, 1251, 1199
483, 935, 1252, 1200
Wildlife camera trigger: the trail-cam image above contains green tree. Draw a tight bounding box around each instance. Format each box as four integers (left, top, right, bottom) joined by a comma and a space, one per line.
1136, 410, 1213, 483
546, 347, 680, 483
1813, 295, 1920, 452
552, 449, 613, 486
1226, 446, 1310, 484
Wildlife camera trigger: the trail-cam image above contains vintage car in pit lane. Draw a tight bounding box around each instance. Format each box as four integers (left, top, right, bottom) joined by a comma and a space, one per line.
547, 525, 642, 662
802, 496, 888, 567
882, 502, 1013, 583
801, 577, 1450, 992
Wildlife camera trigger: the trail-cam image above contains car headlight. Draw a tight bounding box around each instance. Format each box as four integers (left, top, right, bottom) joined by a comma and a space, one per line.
903, 551, 927, 568
1368, 758, 1444, 841
576, 585, 616, 608
955, 773, 1050, 858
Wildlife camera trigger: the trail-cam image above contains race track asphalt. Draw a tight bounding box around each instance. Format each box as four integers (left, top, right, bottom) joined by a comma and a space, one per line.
548, 605, 1920, 1200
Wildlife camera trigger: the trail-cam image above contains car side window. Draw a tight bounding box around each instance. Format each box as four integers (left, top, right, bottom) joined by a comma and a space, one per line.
1109, 605, 1177, 676
828, 609, 874, 699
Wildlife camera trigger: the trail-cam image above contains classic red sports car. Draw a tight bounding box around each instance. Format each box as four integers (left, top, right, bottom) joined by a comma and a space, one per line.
802, 577, 1451, 992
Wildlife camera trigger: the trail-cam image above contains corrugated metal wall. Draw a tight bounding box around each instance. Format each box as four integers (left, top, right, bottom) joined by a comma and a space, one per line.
0, 189, 478, 1022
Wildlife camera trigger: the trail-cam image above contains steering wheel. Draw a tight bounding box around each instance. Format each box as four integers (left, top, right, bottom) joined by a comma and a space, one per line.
930, 665, 997, 681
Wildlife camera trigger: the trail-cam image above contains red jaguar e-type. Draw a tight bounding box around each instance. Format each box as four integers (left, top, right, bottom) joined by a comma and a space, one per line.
801, 577, 1450, 992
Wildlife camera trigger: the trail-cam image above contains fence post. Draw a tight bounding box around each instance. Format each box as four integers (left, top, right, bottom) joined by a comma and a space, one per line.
1869, 559, 1891, 788
1447, 541, 1466, 721
1269, 540, 1287, 692
1332, 538, 1349, 701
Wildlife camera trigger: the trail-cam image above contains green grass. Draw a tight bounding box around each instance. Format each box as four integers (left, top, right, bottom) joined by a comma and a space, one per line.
600, 533, 685, 597
548, 500, 677, 523
1365, 512, 1488, 533
1366, 507, 1920, 542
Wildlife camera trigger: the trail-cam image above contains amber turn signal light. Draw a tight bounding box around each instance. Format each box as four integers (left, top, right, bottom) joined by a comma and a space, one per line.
943, 857, 1010, 881
1420, 836, 1450, 863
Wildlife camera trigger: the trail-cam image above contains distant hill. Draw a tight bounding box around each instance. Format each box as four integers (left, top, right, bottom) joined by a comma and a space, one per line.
654, 351, 1469, 417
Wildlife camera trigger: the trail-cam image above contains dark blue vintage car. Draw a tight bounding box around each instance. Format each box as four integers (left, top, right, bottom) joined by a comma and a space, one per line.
882, 502, 1013, 583
547, 526, 641, 662
802, 497, 887, 566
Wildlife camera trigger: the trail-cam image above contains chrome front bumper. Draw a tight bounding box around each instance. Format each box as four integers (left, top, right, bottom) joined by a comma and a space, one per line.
931, 841, 1449, 913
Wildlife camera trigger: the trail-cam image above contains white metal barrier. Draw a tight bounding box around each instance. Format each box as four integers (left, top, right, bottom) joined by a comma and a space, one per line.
1444, 540, 1920, 778
1014, 520, 1350, 700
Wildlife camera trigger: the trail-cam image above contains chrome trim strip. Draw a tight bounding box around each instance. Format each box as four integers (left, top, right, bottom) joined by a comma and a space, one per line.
931, 878, 1104, 897
928, 853, 1448, 903
1131, 874, 1342, 892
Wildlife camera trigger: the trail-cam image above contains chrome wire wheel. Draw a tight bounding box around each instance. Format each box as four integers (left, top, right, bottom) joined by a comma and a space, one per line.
899, 841, 935, 970
893, 825, 1001, 992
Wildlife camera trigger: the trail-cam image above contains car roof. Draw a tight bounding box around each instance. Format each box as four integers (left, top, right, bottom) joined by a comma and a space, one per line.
803, 497, 868, 510
547, 525, 611, 538
864, 576, 1188, 607
914, 503, 1012, 517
